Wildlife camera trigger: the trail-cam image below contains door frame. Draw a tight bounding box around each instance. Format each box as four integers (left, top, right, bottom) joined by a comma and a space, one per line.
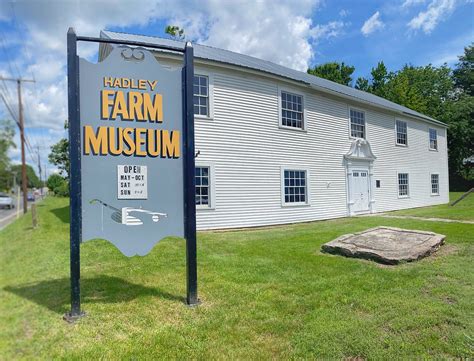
345, 160, 375, 216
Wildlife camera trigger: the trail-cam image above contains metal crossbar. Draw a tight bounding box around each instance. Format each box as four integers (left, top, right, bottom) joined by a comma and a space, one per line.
77, 35, 186, 53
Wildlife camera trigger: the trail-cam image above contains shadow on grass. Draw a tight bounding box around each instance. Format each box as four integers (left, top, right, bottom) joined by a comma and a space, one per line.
50, 205, 70, 224
4, 275, 184, 314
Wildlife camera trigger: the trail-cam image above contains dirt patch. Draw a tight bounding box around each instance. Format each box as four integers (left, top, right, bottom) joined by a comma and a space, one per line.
432, 244, 459, 258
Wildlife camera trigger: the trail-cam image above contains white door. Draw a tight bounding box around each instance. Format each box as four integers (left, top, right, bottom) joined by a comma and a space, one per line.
351, 170, 370, 212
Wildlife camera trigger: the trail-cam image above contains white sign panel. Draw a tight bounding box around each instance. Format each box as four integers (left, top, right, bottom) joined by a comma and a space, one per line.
117, 165, 148, 199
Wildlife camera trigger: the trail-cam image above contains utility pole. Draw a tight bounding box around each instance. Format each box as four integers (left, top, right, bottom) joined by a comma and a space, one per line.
17, 79, 28, 214
37, 145, 42, 197
0, 76, 35, 214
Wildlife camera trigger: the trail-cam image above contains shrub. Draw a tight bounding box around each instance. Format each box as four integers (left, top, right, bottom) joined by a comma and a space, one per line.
46, 174, 64, 192
46, 174, 69, 197
54, 180, 69, 197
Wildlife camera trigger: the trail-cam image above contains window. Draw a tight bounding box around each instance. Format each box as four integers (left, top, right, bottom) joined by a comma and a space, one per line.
431, 174, 439, 195
195, 166, 210, 207
376, 180, 381, 188
429, 128, 438, 150
398, 173, 409, 197
194, 75, 209, 117
396, 120, 408, 145
350, 109, 365, 138
283, 169, 307, 204
281, 91, 304, 129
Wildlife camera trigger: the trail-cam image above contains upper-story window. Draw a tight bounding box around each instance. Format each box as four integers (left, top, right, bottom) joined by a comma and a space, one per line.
350, 109, 365, 139
281, 91, 304, 129
429, 128, 438, 150
396, 120, 408, 146
194, 75, 209, 117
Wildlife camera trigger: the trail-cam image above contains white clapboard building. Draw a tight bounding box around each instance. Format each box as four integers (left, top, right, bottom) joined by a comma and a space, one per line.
100, 31, 449, 230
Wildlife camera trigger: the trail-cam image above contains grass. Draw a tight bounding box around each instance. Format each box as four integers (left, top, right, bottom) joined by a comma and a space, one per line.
387, 191, 474, 221
0, 196, 473, 359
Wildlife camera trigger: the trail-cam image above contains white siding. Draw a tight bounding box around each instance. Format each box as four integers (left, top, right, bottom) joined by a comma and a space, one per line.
156, 57, 449, 230
367, 111, 449, 212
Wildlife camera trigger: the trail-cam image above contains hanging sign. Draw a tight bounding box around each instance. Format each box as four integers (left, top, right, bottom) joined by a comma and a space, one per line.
66, 28, 198, 321
79, 46, 184, 256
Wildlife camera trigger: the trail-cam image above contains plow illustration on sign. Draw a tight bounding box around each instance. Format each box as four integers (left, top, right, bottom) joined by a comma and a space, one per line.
90, 199, 167, 226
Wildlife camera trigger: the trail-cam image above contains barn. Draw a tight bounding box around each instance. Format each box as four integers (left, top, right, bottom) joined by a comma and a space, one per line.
99, 31, 449, 230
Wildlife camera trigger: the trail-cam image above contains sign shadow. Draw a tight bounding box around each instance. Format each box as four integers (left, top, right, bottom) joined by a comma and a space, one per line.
4, 275, 184, 314
50, 205, 70, 224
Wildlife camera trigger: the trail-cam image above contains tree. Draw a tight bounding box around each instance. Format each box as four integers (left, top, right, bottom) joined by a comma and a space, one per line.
355, 77, 370, 92
452, 43, 473, 96
11, 164, 42, 189
357, 63, 453, 119
391, 64, 453, 119
307, 62, 355, 86
49, 138, 69, 178
0, 120, 15, 191
441, 96, 474, 187
383, 69, 428, 115
46, 173, 64, 191
351, 47, 472, 190
46, 173, 69, 196
441, 45, 474, 189
370, 61, 389, 97
165, 25, 185, 41
49, 121, 69, 179
354, 62, 390, 96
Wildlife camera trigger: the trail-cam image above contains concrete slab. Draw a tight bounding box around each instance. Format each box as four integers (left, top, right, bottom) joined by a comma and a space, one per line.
321, 226, 445, 265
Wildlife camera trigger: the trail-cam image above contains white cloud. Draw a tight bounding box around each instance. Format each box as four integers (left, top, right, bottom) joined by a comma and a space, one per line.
402, 0, 427, 7
167, 1, 326, 72
0, 0, 165, 132
0, 0, 351, 174
407, 0, 456, 33
339, 9, 349, 17
361, 11, 385, 36
310, 21, 346, 41
0, 0, 327, 132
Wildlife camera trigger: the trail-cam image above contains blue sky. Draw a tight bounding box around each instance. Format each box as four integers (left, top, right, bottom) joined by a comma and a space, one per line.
0, 0, 472, 176
312, 0, 473, 77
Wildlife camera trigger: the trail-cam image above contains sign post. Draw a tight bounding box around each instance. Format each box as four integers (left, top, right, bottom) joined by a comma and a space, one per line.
64, 28, 199, 322
65, 28, 83, 322
182, 43, 199, 306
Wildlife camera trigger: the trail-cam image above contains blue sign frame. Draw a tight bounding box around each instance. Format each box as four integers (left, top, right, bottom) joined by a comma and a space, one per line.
65, 28, 198, 322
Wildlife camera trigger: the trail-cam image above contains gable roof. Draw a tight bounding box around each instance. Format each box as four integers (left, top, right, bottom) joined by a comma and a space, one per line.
100, 30, 446, 127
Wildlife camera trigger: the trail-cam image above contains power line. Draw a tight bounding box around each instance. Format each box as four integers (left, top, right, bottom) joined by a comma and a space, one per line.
3, 8, 48, 167
0, 10, 45, 185
0, 31, 21, 79
0, 76, 35, 214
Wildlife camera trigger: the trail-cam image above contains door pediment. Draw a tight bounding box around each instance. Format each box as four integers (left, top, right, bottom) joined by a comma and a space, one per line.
344, 139, 376, 162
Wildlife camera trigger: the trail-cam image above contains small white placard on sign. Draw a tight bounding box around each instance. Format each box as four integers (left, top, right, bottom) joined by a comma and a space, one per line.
117, 165, 148, 199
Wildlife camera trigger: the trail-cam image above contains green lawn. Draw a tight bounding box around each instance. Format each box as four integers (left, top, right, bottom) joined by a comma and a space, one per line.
388, 192, 474, 221
0, 197, 473, 359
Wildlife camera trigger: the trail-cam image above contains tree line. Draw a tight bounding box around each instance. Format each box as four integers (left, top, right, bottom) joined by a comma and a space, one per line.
308, 44, 473, 190
0, 120, 43, 192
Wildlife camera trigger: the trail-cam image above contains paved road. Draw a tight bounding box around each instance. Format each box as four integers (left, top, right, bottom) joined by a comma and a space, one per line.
0, 195, 34, 230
